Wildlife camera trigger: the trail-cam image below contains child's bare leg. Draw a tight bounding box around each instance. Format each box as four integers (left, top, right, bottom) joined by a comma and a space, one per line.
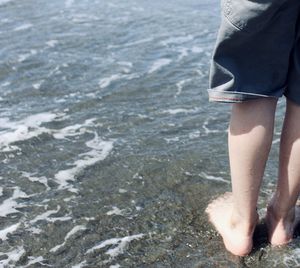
206, 98, 277, 256
266, 99, 300, 245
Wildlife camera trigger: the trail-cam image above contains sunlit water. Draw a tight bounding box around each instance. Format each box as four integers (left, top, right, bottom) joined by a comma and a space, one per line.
0, 0, 298, 267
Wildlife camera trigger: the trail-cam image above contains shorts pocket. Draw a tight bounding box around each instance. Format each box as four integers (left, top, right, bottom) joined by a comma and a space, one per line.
222, 0, 283, 33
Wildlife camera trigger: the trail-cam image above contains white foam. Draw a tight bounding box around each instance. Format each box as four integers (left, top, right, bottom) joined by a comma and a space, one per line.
21, 171, 50, 190
1, 81, 10, 87
188, 130, 201, 139
46, 215, 73, 223
110, 265, 121, 268
86, 233, 144, 258
50, 225, 86, 252
32, 80, 44, 90
133, 173, 143, 180
117, 61, 133, 68
22, 256, 46, 267
98, 74, 119, 88
0, 246, 25, 266
191, 46, 204, 53
0, 222, 20, 240
52, 118, 97, 139
177, 47, 189, 61
283, 249, 300, 267
71, 14, 99, 23
202, 118, 222, 134
161, 108, 198, 115
161, 35, 194, 46
164, 137, 180, 143
107, 37, 153, 49
0, 187, 30, 217
118, 188, 127, 193
0, 112, 66, 152
46, 40, 58, 47
26, 226, 42, 234
14, 23, 33, 31
29, 206, 60, 224
148, 58, 172, 74
18, 49, 37, 62
54, 132, 114, 192
175, 78, 191, 97
99, 73, 139, 88
199, 172, 229, 184
106, 206, 126, 216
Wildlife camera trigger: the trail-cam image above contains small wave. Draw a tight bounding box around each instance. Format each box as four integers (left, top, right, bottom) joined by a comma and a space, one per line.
22, 256, 46, 267
164, 137, 180, 143
14, 23, 33, 31
50, 225, 87, 252
99, 73, 139, 89
99, 74, 123, 88
21, 171, 51, 190
117, 61, 133, 68
148, 58, 172, 74
17, 49, 37, 62
191, 46, 204, 53
202, 118, 223, 134
0, 246, 25, 267
85, 233, 145, 260
160, 35, 194, 46
52, 118, 97, 139
0, 222, 20, 241
0, 112, 62, 152
107, 37, 153, 49
176, 47, 189, 61
32, 80, 44, 90
27, 205, 72, 230
0, 187, 31, 217
161, 108, 198, 115
199, 172, 229, 184
54, 132, 115, 193
46, 40, 58, 48
175, 78, 192, 97
1, 81, 10, 87
188, 130, 201, 139
106, 206, 126, 216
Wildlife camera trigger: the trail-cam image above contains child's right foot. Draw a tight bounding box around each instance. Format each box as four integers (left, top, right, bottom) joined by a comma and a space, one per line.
266, 203, 300, 246
205, 192, 258, 256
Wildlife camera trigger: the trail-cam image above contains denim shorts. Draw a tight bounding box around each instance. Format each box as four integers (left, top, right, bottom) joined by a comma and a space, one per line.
208, 0, 300, 104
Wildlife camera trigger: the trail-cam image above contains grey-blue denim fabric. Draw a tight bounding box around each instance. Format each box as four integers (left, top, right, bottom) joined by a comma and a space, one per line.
208, 0, 300, 104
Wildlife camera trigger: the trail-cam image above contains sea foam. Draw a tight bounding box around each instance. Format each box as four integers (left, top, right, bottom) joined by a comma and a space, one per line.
54, 132, 115, 192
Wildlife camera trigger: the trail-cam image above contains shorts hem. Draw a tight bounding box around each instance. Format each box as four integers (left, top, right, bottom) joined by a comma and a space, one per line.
207, 89, 281, 103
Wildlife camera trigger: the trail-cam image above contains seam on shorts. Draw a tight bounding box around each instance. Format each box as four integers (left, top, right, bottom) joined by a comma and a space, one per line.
223, 13, 245, 32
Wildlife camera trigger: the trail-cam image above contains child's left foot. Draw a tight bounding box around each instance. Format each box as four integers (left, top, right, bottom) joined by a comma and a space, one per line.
266, 202, 300, 246
205, 192, 258, 256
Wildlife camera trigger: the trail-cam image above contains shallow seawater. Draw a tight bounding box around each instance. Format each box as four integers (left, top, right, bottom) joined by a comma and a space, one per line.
0, 0, 299, 267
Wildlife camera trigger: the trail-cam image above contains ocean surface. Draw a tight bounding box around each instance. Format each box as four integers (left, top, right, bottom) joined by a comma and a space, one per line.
0, 0, 299, 267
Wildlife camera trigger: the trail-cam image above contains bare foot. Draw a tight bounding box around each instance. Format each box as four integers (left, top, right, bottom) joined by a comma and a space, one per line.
266, 203, 300, 246
205, 192, 258, 256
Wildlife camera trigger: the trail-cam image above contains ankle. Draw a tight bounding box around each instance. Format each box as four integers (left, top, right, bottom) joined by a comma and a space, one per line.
230, 210, 258, 237
267, 202, 295, 222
